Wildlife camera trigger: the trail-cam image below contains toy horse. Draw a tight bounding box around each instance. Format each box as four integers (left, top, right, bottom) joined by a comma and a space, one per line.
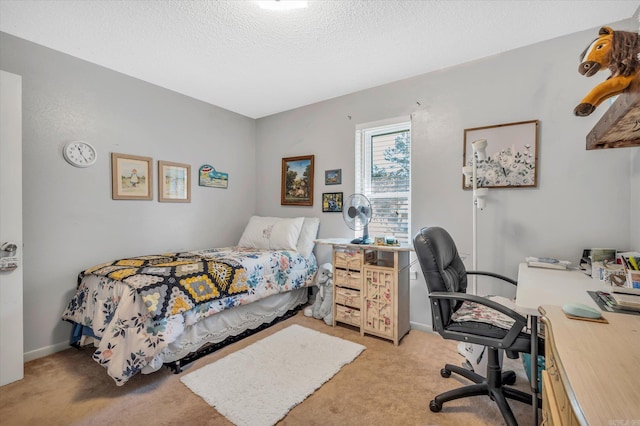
574, 26, 640, 116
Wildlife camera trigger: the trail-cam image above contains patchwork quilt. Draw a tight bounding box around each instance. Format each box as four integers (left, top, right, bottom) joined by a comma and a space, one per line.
77, 252, 249, 320
62, 247, 317, 385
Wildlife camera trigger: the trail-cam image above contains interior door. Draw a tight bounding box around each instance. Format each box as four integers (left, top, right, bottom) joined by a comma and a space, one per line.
0, 70, 24, 386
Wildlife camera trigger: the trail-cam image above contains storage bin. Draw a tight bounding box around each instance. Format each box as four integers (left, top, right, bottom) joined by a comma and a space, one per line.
522, 353, 545, 393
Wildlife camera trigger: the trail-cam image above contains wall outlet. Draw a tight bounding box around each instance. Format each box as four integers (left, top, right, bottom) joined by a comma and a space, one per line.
410, 269, 418, 280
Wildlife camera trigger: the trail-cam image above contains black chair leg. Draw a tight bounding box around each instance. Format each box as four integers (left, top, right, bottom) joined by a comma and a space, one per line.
503, 386, 533, 405
501, 370, 517, 385
444, 363, 484, 384
491, 388, 518, 426
432, 383, 488, 410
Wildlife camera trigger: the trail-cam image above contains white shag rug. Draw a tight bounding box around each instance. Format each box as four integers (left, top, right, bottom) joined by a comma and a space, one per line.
180, 324, 366, 426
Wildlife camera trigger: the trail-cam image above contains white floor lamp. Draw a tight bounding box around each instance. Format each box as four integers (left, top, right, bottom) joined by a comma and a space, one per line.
458, 139, 489, 366
462, 138, 488, 295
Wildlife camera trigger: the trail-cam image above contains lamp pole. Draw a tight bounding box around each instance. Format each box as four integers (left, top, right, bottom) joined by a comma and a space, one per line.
471, 149, 478, 295
470, 139, 487, 295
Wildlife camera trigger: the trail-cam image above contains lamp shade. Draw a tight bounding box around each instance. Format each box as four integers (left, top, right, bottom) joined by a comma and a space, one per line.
472, 139, 488, 161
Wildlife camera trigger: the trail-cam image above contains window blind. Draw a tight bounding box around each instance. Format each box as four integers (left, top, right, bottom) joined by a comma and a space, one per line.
356, 123, 411, 243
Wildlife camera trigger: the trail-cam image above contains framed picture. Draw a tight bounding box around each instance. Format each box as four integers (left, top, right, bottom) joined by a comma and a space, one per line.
324, 169, 342, 185
199, 164, 228, 189
281, 155, 314, 206
462, 120, 539, 189
322, 192, 343, 212
111, 153, 153, 200
158, 161, 191, 202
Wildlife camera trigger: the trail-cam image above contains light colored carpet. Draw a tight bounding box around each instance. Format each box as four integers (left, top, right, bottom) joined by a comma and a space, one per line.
0, 312, 537, 425
180, 324, 366, 426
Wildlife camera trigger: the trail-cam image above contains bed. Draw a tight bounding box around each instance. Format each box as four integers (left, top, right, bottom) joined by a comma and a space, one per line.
61, 216, 320, 385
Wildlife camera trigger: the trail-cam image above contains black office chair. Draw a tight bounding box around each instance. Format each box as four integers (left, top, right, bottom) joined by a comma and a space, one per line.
413, 226, 540, 426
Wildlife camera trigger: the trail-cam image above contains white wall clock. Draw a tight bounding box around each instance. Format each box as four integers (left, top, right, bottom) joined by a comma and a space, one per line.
62, 141, 97, 168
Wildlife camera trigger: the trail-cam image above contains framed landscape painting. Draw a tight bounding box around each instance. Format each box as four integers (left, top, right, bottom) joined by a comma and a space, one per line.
281, 155, 314, 206
324, 169, 342, 185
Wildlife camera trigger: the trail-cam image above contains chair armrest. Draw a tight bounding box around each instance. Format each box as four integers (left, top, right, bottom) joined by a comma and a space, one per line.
467, 270, 517, 286
429, 291, 528, 349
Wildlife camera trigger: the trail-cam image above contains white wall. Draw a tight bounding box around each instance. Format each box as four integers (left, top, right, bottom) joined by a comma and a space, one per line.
256, 18, 637, 329
0, 33, 258, 358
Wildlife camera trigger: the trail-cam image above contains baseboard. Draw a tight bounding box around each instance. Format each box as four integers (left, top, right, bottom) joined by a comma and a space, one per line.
27, 324, 435, 362
23, 341, 70, 362
410, 320, 435, 334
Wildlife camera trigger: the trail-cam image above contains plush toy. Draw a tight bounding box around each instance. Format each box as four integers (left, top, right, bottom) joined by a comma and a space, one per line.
574, 26, 640, 116
303, 263, 333, 325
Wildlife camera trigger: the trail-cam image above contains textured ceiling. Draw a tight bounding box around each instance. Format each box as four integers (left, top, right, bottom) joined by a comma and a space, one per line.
0, 0, 638, 118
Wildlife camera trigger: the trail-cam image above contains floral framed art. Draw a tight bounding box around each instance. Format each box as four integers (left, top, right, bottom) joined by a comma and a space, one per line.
324, 169, 342, 185
281, 155, 314, 206
111, 153, 153, 200
322, 192, 343, 212
462, 120, 539, 189
158, 160, 191, 202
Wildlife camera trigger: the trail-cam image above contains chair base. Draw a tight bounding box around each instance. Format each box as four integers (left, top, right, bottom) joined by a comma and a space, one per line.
430, 360, 537, 426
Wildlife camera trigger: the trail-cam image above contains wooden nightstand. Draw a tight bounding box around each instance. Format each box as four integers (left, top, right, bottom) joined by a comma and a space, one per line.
315, 239, 413, 345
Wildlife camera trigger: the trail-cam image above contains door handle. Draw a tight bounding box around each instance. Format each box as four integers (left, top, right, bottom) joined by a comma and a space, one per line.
1, 242, 18, 253
0, 242, 19, 272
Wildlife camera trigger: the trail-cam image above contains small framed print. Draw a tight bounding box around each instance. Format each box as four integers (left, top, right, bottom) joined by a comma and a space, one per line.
158, 161, 191, 203
111, 153, 153, 200
322, 192, 343, 213
325, 169, 342, 185
282, 155, 314, 206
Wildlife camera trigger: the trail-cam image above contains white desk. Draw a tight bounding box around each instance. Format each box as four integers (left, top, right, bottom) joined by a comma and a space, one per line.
515, 263, 606, 316
515, 263, 608, 425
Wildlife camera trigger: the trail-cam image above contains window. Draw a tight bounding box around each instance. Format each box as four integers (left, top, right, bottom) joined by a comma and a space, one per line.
355, 119, 411, 243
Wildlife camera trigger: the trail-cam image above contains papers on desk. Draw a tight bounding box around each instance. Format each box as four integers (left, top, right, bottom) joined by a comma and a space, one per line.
526, 257, 571, 270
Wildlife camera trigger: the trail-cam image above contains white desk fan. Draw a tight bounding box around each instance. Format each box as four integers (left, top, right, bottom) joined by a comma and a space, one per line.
343, 193, 373, 244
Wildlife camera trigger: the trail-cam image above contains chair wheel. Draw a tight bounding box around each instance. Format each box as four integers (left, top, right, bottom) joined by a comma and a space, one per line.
502, 370, 517, 385
440, 368, 451, 378
429, 400, 442, 412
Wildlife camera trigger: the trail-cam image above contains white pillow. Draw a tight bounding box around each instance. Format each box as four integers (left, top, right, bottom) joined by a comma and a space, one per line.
238, 216, 304, 251
296, 217, 320, 258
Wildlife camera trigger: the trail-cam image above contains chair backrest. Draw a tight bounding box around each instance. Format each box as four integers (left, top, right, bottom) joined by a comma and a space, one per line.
413, 226, 468, 328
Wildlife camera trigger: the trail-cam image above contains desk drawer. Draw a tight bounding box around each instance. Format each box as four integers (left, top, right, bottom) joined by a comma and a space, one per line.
542, 370, 560, 426
544, 339, 580, 425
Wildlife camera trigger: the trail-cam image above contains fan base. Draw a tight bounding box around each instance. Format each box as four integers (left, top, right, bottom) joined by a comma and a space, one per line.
350, 237, 373, 245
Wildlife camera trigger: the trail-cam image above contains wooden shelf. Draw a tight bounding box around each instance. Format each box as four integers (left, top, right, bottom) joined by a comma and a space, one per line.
586, 73, 640, 150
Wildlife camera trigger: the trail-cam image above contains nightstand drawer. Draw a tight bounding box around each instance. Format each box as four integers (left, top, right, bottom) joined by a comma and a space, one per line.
335, 269, 361, 289
335, 305, 361, 327
334, 250, 362, 270
335, 287, 361, 309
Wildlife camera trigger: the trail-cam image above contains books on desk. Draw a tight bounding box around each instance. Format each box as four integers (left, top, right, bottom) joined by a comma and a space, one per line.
611, 291, 640, 311
526, 257, 571, 270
